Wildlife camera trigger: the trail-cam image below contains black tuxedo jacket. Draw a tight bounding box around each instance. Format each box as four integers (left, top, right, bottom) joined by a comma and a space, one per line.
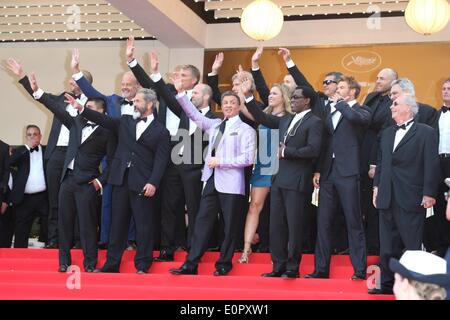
374, 122, 440, 213
246, 100, 323, 192
81, 107, 170, 192
37, 93, 115, 185
317, 101, 372, 178
150, 76, 218, 170
18, 76, 68, 161
0, 140, 10, 204
9, 145, 46, 205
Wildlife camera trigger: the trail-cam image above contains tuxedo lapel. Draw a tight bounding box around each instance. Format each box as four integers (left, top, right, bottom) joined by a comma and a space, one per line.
285, 112, 310, 144
394, 123, 417, 153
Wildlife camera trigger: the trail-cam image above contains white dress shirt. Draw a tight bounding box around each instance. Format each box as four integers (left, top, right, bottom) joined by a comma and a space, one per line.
33, 88, 87, 147
179, 106, 210, 156
24, 145, 46, 194
330, 100, 357, 130
439, 106, 450, 154
136, 114, 154, 140
393, 118, 414, 151
67, 122, 99, 170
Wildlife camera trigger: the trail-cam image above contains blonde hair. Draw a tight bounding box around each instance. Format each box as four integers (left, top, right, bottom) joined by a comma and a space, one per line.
263, 83, 292, 115
410, 280, 447, 300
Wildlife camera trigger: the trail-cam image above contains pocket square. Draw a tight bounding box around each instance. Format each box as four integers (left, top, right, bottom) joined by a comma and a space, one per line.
229, 132, 238, 136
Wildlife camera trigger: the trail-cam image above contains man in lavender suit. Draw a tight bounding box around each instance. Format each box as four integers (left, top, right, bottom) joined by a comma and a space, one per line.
166, 74, 257, 276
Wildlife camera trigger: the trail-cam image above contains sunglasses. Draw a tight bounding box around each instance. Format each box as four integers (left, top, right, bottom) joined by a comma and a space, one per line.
323, 80, 337, 86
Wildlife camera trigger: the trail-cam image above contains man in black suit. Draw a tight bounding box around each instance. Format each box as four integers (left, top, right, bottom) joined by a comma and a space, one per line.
6, 58, 92, 248
244, 83, 323, 278
74, 88, 170, 274
0, 140, 12, 247
428, 77, 450, 257
361, 68, 397, 255
145, 52, 218, 258
126, 38, 204, 259
9, 125, 48, 248
370, 94, 440, 294
305, 76, 371, 280
29, 73, 114, 272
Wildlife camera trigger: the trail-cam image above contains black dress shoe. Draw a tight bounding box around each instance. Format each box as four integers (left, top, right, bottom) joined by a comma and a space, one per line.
304, 272, 329, 279
154, 251, 174, 262
97, 242, 108, 250
261, 270, 284, 277
136, 269, 147, 275
351, 272, 366, 281
169, 265, 198, 275
281, 270, 300, 279
213, 268, 230, 276
93, 268, 103, 273
58, 265, 69, 272
85, 266, 95, 273
368, 288, 393, 295
45, 242, 58, 249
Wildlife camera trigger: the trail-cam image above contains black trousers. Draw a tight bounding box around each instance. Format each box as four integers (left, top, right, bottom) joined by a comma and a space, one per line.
159, 162, 203, 253
0, 206, 14, 248
269, 186, 306, 273
58, 173, 100, 269
102, 171, 158, 272
13, 191, 48, 248
379, 194, 425, 290
360, 176, 379, 254
314, 164, 367, 275
423, 156, 450, 254
45, 147, 66, 244
184, 176, 243, 271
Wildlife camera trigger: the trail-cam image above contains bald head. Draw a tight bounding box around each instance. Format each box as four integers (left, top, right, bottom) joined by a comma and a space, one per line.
121, 71, 140, 100
191, 83, 212, 109
375, 68, 398, 95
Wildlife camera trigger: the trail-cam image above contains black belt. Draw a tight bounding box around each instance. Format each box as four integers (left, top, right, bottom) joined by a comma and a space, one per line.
55, 146, 68, 151
440, 154, 450, 158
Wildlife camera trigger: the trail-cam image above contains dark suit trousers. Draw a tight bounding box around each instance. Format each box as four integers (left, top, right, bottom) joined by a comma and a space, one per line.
379, 194, 425, 290
58, 172, 100, 269
360, 176, 379, 254
184, 176, 243, 271
270, 186, 306, 273
0, 206, 14, 248
13, 191, 48, 248
102, 171, 158, 272
45, 146, 66, 244
423, 156, 450, 253
314, 163, 367, 275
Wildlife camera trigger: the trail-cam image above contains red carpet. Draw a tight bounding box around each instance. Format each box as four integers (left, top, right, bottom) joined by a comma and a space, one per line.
0, 249, 394, 300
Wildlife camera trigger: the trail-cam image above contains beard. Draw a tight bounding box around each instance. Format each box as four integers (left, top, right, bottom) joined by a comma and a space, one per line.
132, 109, 142, 120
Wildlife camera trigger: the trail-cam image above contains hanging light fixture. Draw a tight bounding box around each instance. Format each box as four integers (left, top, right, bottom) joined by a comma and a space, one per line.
405, 0, 450, 35
240, 0, 284, 41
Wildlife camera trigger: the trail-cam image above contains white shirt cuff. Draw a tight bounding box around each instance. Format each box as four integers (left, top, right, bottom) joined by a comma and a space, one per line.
285, 59, 295, 68
33, 88, 44, 99
244, 96, 254, 104
72, 71, 84, 81
251, 67, 260, 71
208, 72, 217, 77
94, 178, 103, 190
127, 59, 138, 68
282, 148, 285, 158
176, 92, 186, 98
150, 72, 162, 82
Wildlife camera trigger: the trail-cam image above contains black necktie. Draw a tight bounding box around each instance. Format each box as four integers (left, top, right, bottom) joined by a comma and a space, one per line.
211, 119, 228, 157
442, 106, 449, 113
396, 120, 414, 131
29, 146, 39, 153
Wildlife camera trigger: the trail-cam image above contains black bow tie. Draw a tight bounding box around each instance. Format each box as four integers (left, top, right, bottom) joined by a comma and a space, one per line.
396, 120, 414, 131
122, 99, 133, 106
84, 122, 97, 129
442, 106, 449, 113
68, 93, 81, 100
137, 117, 147, 123
29, 146, 39, 153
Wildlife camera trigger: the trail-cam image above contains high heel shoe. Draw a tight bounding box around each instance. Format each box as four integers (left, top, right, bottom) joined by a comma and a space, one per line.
238, 248, 252, 264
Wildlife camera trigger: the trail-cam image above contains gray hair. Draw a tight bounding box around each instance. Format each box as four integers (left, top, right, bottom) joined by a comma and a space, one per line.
400, 94, 419, 117
391, 78, 416, 97
232, 71, 256, 92
325, 71, 343, 82
138, 88, 158, 106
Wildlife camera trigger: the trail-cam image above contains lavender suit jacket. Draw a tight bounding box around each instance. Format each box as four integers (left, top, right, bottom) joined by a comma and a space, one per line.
176, 94, 256, 195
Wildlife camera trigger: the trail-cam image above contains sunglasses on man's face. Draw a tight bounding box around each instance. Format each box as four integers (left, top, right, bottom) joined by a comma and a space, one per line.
323, 80, 337, 86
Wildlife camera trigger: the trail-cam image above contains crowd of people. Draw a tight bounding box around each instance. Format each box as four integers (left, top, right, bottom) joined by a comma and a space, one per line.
1, 37, 450, 297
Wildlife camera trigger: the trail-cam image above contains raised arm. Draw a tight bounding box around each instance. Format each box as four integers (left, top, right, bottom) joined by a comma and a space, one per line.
278, 48, 314, 91
28, 74, 75, 128
75, 100, 120, 133
207, 52, 224, 105
251, 46, 270, 106
125, 36, 154, 89
334, 101, 371, 126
